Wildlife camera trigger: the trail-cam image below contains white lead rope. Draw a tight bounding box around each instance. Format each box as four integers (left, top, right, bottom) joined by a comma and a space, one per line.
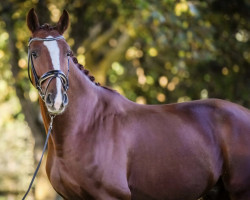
22, 115, 54, 200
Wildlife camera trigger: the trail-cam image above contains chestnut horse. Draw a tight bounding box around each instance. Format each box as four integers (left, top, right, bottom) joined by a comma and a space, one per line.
26, 9, 250, 200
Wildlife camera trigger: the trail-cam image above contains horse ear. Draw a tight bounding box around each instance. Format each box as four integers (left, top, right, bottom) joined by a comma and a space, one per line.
57, 10, 69, 34
27, 8, 40, 33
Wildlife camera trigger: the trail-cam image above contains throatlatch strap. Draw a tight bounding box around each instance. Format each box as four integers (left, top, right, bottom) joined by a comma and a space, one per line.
22, 116, 54, 200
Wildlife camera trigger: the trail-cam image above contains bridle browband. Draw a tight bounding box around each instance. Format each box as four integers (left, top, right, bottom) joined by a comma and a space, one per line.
27, 35, 70, 100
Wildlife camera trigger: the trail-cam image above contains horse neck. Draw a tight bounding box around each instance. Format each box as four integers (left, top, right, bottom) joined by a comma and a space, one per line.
40, 60, 130, 146
40, 59, 99, 127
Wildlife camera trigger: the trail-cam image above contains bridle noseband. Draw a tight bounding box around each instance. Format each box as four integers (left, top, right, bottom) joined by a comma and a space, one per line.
28, 35, 70, 100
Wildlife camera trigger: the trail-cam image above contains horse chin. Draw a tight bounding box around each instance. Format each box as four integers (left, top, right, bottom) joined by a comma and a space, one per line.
46, 106, 66, 115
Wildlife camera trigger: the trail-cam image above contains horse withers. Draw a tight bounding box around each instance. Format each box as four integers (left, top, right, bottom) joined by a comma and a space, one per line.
26, 8, 250, 200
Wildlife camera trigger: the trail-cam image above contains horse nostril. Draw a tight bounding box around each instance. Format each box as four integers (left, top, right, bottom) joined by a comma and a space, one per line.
46, 93, 54, 106
63, 93, 68, 106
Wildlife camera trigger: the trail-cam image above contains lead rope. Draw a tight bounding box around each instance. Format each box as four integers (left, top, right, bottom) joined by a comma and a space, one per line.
22, 115, 55, 200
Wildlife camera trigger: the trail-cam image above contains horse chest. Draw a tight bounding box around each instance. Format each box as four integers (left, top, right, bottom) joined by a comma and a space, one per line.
47, 151, 131, 200
48, 157, 86, 199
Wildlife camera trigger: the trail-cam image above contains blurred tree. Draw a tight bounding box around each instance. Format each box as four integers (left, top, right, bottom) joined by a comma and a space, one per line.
0, 0, 249, 199
0, 1, 59, 199
178, 0, 250, 106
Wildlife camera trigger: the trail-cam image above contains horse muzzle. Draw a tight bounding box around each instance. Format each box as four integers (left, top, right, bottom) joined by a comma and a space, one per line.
45, 92, 68, 115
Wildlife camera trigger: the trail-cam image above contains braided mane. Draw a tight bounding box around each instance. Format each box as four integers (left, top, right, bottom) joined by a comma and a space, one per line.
71, 54, 117, 93
69, 52, 100, 86
39, 23, 57, 31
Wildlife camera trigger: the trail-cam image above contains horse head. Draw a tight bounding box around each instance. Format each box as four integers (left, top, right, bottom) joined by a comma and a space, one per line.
27, 8, 71, 115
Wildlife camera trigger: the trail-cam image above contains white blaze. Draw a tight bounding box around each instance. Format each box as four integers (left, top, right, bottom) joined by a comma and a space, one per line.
43, 36, 63, 110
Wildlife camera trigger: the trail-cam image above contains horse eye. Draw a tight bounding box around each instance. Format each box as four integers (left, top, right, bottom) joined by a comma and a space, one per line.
31, 51, 38, 58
